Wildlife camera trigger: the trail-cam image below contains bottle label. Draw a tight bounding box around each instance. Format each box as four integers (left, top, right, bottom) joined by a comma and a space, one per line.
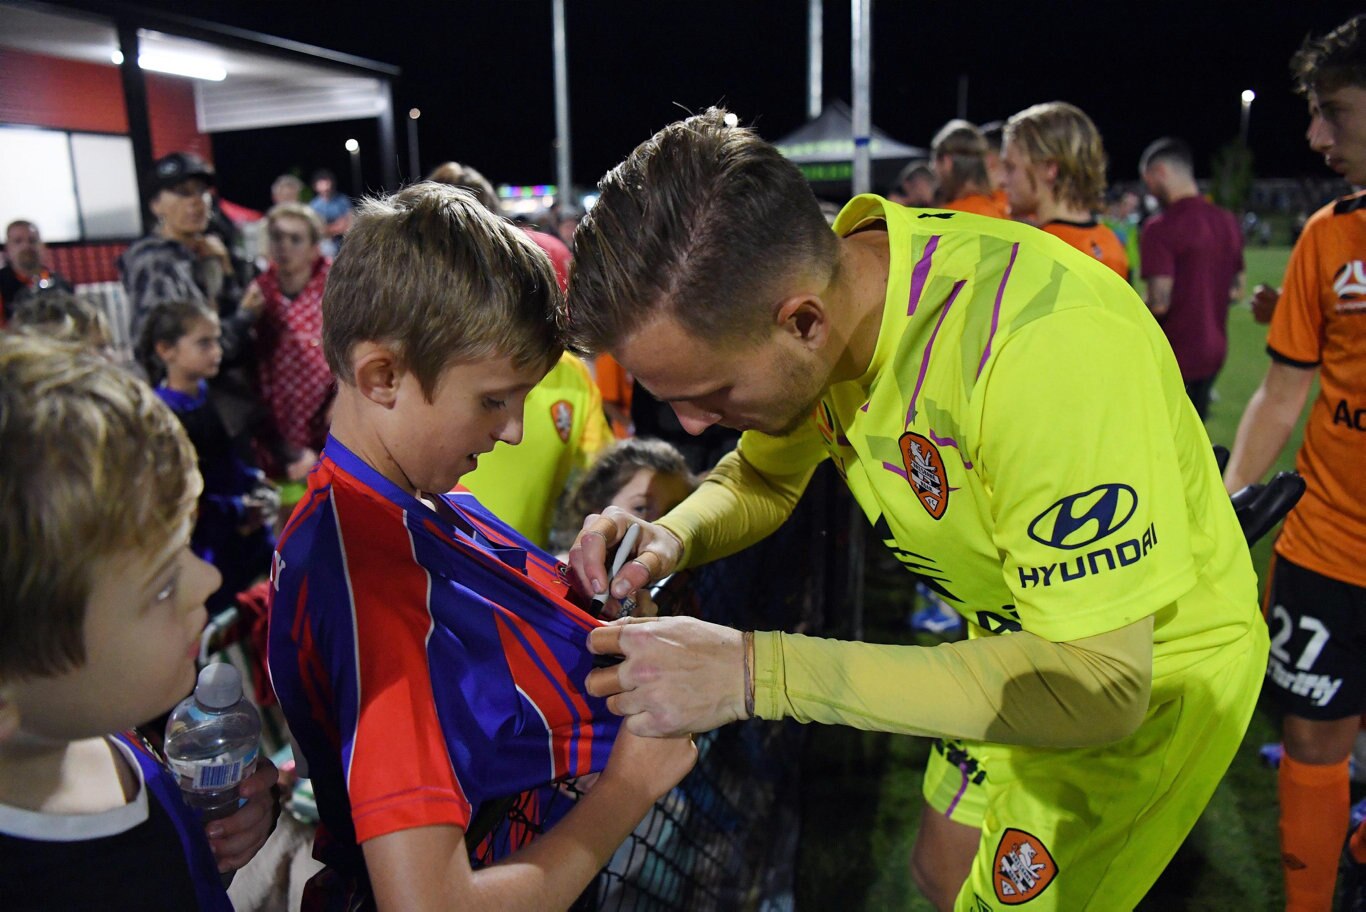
170, 747, 258, 793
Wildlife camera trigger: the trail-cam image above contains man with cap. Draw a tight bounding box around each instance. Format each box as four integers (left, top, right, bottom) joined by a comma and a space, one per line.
119, 152, 261, 348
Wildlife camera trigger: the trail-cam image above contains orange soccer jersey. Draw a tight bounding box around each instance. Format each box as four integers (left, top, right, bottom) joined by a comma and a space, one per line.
943, 191, 1009, 219
1040, 218, 1130, 279
1267, 190, 1366, 587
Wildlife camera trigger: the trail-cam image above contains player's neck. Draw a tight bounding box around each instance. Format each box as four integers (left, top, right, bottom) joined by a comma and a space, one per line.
0, 734, 133, 814
829, 229, 891, 384
1039, 197, 1092, 224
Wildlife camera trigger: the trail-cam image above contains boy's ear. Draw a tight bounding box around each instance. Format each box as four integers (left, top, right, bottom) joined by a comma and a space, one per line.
774, 294, 829, 351
351, 342, 404, 407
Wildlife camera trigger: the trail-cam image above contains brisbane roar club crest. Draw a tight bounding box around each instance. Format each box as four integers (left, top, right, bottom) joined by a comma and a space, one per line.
550, 399, 574, 443
899, 432, 948, 519
993, 828, 1058, 904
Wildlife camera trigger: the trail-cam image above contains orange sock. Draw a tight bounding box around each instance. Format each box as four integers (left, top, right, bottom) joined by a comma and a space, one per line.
1279, 752, 1349, 912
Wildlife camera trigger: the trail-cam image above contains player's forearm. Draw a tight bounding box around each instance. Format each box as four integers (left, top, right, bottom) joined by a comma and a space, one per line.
752, 616, 1153, 748
657, 447, 814, 569
466, 776, 660, 909
1223, 366, 1312, 492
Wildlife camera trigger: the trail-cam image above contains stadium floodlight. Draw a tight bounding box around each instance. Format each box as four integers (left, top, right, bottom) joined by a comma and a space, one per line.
1241, 89, 1256, 105
409, 108, 421, 120
345, 139, 360, 153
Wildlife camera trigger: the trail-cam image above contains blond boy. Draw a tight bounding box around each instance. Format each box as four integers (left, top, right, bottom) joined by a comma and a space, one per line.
266, 183, 694, 910
0, 335, 277, 909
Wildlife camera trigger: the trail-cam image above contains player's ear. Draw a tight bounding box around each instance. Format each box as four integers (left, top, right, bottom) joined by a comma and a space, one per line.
775, 294, 829, 350
351, 341, 403, 407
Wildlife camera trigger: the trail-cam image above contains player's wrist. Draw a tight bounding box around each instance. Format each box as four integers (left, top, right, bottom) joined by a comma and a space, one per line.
740, 631, 755, 720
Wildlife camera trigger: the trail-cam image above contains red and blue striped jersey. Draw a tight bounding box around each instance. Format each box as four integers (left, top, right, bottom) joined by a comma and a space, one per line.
267, 436, 618, 881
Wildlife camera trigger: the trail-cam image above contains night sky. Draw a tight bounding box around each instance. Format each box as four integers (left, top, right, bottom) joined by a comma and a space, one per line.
132, 0, 1362, 210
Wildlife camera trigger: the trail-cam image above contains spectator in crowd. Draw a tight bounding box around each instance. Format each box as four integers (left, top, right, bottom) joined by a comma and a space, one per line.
0, 334, 279, 908
1139, 137, 1245, 420
427, 161, 574, 287
137, 300, 277, 618
1, 220, 72, 324
979, 119, 1012, 217
248, 202, 333, 482
556, 208, 581, 252
563, 108, 1267, 912
1001, 102, 1129, 277
930, 120, 1008, 217
266, 183, 694, 909
119, 153, 261, 347
550, 437, 696, 555
887, 159, 938, 208
9, 289, 113, 356
308, 169, 352, 258
425, 161, 610, 547
271, 174, 304, 205
1223, 15, 1366, 911
121, 152, 264, 449
1102, 187, 1144, 280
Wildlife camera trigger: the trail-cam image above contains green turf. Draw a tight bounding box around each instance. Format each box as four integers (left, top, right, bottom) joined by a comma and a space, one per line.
795, 247, 1319, 911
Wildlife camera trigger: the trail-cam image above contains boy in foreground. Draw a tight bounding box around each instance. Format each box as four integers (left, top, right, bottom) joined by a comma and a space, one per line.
267, 183, 694, 910
0, 334, 278, 910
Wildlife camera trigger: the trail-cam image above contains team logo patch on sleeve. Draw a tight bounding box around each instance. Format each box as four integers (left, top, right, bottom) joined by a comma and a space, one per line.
899, 432, 948, 519
550, 399, 574, 443
993, 828, 1058, 904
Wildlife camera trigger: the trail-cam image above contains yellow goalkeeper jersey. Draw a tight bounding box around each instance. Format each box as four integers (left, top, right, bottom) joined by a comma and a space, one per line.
742, 196, 1260, 690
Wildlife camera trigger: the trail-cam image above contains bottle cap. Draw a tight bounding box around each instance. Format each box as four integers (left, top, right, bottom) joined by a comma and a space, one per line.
195, 663, 243, 710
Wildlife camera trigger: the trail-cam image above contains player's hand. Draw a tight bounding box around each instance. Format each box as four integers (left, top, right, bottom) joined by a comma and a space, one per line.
599, 726, 697, 804
1250, 284, 1279, 324
567, 508, 683, 603
586, 616, 748, 737
205, 757, 280, 873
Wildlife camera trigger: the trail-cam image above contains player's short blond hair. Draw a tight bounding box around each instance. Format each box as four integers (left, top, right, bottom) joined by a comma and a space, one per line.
1004, 102, 1108, 211
0, 334, 199, 679
322, 182, 561, 399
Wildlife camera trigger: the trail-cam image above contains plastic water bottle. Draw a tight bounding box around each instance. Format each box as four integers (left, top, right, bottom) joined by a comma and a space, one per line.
164, 663, 262, 820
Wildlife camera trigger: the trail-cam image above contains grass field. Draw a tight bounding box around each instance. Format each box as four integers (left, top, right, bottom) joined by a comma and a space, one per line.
794, 246, 1333, 911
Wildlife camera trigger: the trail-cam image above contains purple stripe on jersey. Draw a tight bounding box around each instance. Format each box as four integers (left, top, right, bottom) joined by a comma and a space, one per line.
944, 759, 972, 817
928, 429, 974, 469
976, 242, 1019, 378
882, 460, 909, 480
908, 235, 940, 315
906, 279, 966, 426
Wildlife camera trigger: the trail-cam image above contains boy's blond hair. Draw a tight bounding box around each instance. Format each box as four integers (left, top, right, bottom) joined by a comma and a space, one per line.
11, 290, 113, 349
322, 182, 561, 399
1004, 102, 1109, 211
0, 334, 199, 678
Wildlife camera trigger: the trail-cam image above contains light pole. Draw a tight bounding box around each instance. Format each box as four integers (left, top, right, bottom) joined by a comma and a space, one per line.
407, 109, 421, 182
345, 138, 362, 196
1240, 89, 1256, 145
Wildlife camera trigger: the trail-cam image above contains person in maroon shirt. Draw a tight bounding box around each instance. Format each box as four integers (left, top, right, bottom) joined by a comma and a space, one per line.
1139, 137, 1245, 419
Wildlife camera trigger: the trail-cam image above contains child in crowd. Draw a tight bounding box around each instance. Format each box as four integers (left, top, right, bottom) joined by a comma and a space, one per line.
266, 183, 694, 910
550, 437, 697, 555
9, 289, 115, 355
0, 334, 278, 910
137, 300, 277, 617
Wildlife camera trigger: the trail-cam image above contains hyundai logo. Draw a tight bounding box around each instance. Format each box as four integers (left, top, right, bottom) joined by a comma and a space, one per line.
1027, 484, 1138, 550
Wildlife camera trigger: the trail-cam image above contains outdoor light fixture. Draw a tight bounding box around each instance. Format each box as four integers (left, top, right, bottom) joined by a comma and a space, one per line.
1242, 89, 1256, 105
345, 139, 360, 153
409, 108, 421, 120
110, 48, 227, 81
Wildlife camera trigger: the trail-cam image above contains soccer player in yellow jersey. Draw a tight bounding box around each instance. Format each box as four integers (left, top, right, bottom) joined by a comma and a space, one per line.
562, 108, 1268, 911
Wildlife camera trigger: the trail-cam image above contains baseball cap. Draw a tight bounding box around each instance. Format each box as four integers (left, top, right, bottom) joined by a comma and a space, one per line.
149, 152, 216, 194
